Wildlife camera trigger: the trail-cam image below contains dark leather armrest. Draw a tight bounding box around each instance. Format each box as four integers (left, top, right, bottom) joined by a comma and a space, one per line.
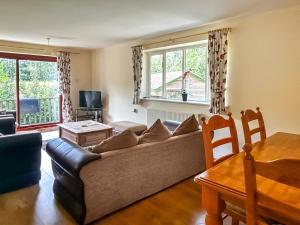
163, 120, 181, 132
0, 114, 14, 118
5, 110, 16, 120
0, 117, 16, 134
46, 138, 100, 177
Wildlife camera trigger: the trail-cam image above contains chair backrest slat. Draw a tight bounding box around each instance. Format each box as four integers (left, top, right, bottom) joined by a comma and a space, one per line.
241, 107, 266, 145
255, 159, 300, 189
201, 113, 239, 168
212, 137, 233, 149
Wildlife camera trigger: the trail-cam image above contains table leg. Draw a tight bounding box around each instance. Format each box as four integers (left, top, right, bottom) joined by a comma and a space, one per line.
202, 185, 224, 225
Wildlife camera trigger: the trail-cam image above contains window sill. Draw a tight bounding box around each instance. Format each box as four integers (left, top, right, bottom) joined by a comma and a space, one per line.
142, 97, 210, 106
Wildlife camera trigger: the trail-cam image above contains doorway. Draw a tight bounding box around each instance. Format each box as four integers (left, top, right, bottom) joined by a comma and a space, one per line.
0, 52, 62, 129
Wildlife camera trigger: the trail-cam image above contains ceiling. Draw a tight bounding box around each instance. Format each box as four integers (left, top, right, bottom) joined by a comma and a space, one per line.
0, 0, 299, 49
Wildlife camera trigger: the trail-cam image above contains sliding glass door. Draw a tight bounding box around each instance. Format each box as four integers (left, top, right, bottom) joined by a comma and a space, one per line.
0, 52, 62, 128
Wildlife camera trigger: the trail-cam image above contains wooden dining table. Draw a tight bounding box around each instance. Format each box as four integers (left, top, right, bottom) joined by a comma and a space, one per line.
194, 132, 300, 225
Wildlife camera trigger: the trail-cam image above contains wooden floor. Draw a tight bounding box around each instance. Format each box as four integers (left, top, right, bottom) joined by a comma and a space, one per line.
0, 151, 237, 225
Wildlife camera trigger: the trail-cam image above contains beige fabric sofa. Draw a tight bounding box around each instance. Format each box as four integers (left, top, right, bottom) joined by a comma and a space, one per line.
47, 130, 205, 224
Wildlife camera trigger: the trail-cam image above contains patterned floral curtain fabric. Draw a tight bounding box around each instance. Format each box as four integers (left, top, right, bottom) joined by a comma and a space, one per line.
132, 46, 143, 104
208, 28, 230, 114
58, 51, 73, 122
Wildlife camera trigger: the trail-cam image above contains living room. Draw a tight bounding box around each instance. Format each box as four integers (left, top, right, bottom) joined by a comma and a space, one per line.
1, 1, 300, 225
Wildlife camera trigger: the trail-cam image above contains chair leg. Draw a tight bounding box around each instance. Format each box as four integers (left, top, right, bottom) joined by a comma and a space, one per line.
231, 217, 239, 225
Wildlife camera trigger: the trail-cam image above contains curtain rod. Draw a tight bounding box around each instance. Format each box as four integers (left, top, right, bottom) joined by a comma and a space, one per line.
0, 44, 80, 55
141, 31, 208, 47
139, 27, 231, 48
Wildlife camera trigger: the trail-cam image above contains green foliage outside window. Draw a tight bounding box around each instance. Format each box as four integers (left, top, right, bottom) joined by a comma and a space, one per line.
150, 46, 207, 81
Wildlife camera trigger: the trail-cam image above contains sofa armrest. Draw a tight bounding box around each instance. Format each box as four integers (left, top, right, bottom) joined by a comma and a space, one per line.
0, 117, 16, 135
5, 110, 17, 120
46, 138, 100, 225
0, 132, 42, 178
46, 138, 100, 177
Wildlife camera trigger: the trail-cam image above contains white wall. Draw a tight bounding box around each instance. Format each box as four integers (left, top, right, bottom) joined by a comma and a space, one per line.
92, 6, 300, 136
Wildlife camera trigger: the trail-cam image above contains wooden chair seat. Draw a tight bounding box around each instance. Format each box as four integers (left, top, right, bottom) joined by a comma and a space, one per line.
225, 202, 283, 225
225, 201, 246, 222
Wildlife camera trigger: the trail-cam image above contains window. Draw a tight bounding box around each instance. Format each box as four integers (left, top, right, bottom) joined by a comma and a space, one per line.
147, 43, 209, 103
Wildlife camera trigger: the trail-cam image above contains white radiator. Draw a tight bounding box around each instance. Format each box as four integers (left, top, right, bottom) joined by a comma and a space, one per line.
147, 109, 200, 126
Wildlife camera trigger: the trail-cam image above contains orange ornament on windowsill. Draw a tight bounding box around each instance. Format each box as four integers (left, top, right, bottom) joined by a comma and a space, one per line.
182, 70, 191, 101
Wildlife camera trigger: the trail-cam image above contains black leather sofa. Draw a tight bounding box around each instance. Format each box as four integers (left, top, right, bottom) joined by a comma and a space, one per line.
0, 116, 42, 194
162, 120, 181, 131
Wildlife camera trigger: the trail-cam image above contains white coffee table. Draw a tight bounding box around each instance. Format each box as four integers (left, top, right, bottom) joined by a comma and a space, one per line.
58, 120, 113, 147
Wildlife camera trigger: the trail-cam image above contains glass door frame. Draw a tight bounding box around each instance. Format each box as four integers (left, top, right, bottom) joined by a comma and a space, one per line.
0, 52, 62, 130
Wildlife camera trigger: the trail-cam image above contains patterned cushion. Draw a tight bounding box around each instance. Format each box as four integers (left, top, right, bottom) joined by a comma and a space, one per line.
92, 130, 139, 153
139, 119, 172, 144
173, 115, 200, 136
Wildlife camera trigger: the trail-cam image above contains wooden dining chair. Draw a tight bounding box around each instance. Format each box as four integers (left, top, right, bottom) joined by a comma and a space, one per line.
201, 113, 242, 225
241, 107, 266, 145
201, 112, 239, 168
243, 143, 300, 225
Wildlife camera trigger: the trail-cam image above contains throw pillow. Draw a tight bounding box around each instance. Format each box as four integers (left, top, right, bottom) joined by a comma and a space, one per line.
92, 129, 139, 153
173, 114, 200, 136
139, 119, 172, 144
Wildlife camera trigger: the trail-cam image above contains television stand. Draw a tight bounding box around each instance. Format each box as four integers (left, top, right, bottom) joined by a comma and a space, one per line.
75, 107, 103, 123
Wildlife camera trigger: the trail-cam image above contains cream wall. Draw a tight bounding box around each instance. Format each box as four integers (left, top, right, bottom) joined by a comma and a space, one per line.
69, 51, 93, 108
0, 40, 93, 110
91, 45, 147, 124
93, 6, 300, 135
228, 6, 300, 135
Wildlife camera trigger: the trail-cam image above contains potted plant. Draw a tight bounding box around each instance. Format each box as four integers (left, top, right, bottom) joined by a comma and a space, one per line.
182, 71, 190, 101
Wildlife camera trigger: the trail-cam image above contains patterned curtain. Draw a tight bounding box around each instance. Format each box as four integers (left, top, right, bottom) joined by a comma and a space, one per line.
132, 45, 143, 104
208, 28, 230, 114
58, 51, 73, 122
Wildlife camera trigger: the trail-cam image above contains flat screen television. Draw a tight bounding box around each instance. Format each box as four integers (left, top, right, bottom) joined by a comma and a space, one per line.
79, 91, 102, 108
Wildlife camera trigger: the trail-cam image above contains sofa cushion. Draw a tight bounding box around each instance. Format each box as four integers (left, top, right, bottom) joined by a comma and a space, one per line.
173, 115, 200, 136
92, 130, 139, 153
139, 119, 172, 144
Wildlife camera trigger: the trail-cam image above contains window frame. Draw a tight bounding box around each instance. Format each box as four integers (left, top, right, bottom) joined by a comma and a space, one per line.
0, 52, 62, 130
146, 42, 209, 103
